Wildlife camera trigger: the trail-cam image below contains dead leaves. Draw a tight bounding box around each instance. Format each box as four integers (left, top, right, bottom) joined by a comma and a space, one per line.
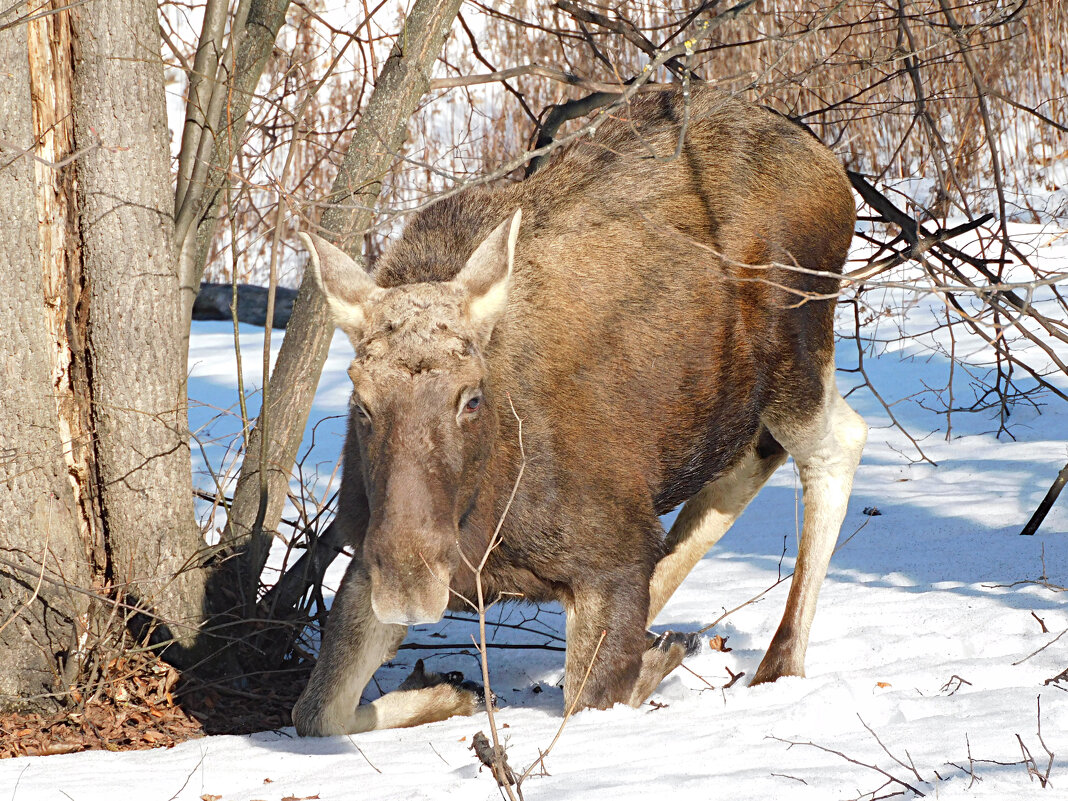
0, 696, 203, 758
707, 635, 732, 652
0, 654, 201, 759
1, 651, 309, 759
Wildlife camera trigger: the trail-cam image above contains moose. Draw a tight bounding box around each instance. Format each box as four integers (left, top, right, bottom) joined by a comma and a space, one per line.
292, 86, 866, 736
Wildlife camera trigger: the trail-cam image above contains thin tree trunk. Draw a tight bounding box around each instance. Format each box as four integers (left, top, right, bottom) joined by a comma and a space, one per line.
175, 0, 292, 355
223, 0, 465, 613
69, 0, 210, 661
0, 16, 92, 712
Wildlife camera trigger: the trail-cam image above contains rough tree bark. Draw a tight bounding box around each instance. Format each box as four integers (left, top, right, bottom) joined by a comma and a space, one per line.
0, 15, 93, 712
27, 0, 103, 582
1, 0, 306, 708
68, 0, 212, 659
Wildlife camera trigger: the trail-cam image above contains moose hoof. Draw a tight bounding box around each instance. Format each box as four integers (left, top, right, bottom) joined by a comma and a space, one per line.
749, 660, 804, 687
648, 630, 702, 659
399, 659, 487, 706
629, 631, 700, 707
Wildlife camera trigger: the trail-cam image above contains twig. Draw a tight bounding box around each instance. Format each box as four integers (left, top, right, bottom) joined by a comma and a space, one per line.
524, 0, 758, 176
1013, 626, 1068, 666
459, 399, 528, 800
429, 64, 667, 95
165, 747, 207, 801
399, 641, 565, 652
697, 515, 873, 635
769, 735, 926, 797
518, 630, 607, 784
723, 667, 745, 689
428, 741, 451, 766
0, 0, 93, 34
859, 715, 925, 785
1030, 695, 1055, 787
349, 739, 382, 774
939, 674, 971, 696
1044, 667, 1068, 687
471, 731, 518, 788
0, 494, 53, 638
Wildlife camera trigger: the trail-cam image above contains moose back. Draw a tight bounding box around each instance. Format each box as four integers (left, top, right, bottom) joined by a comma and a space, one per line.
292, 87, 866, 736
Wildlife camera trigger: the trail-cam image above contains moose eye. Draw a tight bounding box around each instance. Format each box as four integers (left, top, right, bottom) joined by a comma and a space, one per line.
461, 393, 482, 416
353, 400, 372, 425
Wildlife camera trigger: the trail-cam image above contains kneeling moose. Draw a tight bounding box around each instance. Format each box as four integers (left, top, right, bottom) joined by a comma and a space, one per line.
292, 87, 866, 736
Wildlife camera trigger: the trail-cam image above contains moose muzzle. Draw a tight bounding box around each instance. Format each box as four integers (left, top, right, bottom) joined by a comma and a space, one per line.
367, 553, 453, 626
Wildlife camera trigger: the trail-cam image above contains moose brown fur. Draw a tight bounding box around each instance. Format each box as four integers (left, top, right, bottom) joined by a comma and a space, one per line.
292, 87, 866, 736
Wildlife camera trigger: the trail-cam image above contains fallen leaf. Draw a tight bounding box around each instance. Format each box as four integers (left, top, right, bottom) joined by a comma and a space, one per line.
708, 635, 732, 653
43, 743, 81, 756
200, 795, 222, 801
876, 681, 891, 689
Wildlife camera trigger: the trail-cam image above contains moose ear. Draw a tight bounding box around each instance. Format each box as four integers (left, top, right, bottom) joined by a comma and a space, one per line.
452, 209, 521, 340
299, 231, 379, 333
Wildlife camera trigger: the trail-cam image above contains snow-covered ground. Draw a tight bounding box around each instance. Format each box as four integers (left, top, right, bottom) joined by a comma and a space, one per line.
4, 224, 1068, 799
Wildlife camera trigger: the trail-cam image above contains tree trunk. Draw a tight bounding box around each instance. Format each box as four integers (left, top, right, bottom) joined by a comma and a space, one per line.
175, 0, 292, 354
68, 0, 210, 660
0, 14, 93, 713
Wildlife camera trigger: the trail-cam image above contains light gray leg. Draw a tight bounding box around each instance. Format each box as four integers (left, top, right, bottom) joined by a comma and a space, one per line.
647, 440, 787, 625
292, 559, 479, 735
752, 388, 866, 684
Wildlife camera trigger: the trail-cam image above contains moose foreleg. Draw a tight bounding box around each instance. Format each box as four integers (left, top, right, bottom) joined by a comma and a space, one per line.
564, 580, 648, 711
566, 574, 697, 710
292, 559, 479, 735
753, 392, 866, 684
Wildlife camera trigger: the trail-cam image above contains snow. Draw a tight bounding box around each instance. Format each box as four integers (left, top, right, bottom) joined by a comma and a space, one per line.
4, 224, 1068, 799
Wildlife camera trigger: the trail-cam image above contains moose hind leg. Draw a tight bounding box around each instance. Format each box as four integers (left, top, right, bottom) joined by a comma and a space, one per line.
753, 390, 866, 685
647, 431, 787, 625
292, 559, 479, 735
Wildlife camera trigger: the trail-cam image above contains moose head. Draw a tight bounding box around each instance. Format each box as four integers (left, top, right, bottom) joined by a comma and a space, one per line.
299, 210, 522, 625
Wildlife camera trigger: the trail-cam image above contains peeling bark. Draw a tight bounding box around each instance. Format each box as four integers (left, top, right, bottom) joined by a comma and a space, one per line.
0, 14, 92, 712
27, 0, 105, 579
